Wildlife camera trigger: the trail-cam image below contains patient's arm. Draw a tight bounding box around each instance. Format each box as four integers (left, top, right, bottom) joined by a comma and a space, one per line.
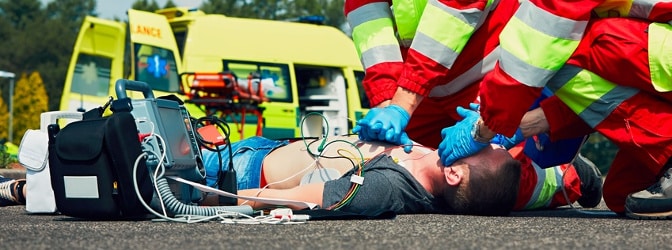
236, 182, 326, 210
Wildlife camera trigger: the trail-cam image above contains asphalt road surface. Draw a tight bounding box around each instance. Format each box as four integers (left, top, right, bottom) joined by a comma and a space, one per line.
1, 200, 669, 249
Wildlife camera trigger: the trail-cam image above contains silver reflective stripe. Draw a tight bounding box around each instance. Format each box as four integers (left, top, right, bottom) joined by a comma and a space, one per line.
433, 0, 482, 28
429, 47, 499, 97
400, 38, 413, 47
524, 161, 562, 209
577, 87, 639, 128
524, 160, 547, 209
516, 1, 588, 41
361, 44, 404, 69
412, 32, 460, 69
515, 0, 587, 40
629, 0, 661, 18
546, 65, 582, 92
500, 48, 554, 87
347, 2, 392, 29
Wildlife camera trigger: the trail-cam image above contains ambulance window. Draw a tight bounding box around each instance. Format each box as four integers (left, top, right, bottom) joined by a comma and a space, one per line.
173, 30, 187, 58
70, 53, 111, 97
354, 70, 370, 109
133, 43, 180, 92
223, 61, 292, 103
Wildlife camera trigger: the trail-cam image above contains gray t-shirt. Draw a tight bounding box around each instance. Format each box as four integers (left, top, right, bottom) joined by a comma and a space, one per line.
322, 155, 445, 216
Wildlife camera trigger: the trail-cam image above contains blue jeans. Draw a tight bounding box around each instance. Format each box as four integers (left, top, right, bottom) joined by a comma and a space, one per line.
202, 136, 289, 189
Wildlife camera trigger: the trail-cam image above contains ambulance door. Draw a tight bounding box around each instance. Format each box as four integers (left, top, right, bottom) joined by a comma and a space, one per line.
127, 9, 183, 99
347, 69, 370, 131
295, 65, 352, 137
60, 16, 126, 112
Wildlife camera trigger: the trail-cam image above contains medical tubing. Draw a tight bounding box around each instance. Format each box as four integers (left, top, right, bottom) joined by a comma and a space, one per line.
153, 176, 253, 216
133, 152, 253, 218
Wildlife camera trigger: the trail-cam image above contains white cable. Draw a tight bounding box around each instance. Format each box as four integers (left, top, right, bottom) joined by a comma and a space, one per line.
240, 158, 321, 206
140, 132, 169, 217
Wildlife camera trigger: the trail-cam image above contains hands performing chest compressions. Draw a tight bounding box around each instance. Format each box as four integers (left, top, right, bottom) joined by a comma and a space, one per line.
354, 102, 519, 167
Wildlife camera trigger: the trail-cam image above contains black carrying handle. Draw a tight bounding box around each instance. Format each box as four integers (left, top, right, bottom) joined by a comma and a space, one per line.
115, 79, 155, 100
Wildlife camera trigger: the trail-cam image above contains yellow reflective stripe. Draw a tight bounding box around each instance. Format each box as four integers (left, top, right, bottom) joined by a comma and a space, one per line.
548, 66, 639, 128
648, 22, 672, 92
393, 0, 428, 41
554, 70, 615, 116
501, 17, 581, 71
526, 163, 561, 209
416, 2, 476, 54
351, 18, 398, 57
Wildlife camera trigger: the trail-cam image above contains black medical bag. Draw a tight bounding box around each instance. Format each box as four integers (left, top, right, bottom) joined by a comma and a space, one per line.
48, 107, 154, 219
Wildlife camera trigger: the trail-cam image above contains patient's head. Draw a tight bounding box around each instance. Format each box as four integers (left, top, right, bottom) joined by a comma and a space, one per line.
444, 144, 521, 216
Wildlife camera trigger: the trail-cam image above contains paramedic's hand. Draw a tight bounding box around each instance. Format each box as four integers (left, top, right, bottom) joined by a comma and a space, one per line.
353, 104, 413, 153
490, 128, 525, 150
438, 104, 488, 166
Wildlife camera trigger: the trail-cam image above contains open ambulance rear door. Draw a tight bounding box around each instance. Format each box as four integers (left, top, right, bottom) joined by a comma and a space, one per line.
126, 9, 184, 99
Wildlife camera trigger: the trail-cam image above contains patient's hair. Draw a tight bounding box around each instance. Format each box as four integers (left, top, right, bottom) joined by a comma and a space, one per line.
446, 157, 521, 216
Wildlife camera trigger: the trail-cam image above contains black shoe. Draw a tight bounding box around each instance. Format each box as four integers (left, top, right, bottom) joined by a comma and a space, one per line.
625, 166, 672, 219
573, 154, 603, 208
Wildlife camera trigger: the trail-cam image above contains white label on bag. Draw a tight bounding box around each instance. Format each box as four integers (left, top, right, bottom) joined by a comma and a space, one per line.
63, 176, 99, 198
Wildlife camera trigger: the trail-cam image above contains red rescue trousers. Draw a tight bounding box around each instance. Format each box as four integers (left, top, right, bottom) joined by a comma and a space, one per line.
550, 18, 672, 213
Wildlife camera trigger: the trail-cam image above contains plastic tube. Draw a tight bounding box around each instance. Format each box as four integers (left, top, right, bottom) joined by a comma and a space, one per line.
153, 177, 253, 216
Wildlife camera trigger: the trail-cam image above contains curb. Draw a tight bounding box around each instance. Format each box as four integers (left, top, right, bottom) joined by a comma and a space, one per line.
0, 169, 26, 180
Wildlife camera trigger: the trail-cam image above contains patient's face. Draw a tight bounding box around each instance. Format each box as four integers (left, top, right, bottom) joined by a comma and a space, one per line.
460, 144, 513, 170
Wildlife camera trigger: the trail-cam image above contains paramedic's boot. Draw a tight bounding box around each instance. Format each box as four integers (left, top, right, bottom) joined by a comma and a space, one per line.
625, 161, 672, 219
0, 176, 26, 206
573, 154, 603, 208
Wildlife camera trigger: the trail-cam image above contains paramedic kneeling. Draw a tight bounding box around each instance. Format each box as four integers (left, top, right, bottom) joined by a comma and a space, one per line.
200, 135, 520, 216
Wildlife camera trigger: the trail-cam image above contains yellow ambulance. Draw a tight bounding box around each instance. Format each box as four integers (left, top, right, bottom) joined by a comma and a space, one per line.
61, 7, 370, 141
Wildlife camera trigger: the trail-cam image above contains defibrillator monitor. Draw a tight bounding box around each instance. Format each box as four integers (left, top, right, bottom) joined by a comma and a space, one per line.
131, 98, 202, 171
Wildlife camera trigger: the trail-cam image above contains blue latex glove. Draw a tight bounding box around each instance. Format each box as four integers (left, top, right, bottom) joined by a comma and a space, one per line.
438, 103, 489, 166
490, 128, 525, 150
352, 104, 413, 153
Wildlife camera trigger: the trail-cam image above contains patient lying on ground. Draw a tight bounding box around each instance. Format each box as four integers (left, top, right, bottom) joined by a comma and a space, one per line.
200, 135, 521, 216
1, 135, 520, 216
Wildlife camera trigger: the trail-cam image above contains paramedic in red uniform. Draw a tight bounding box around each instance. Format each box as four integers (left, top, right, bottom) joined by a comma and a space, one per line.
344, 0, 610, 209
441, 10, 672, 219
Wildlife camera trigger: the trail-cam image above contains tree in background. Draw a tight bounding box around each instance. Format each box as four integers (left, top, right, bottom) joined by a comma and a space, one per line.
132, 0, 161, 13
199, 0, 345, 27
580, 133, 618, 174
164, 0, 177, 8
0, 0, 95, 112
10, 72, 48, 145
0, 89, 7, 141
0, 87, 18, 168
